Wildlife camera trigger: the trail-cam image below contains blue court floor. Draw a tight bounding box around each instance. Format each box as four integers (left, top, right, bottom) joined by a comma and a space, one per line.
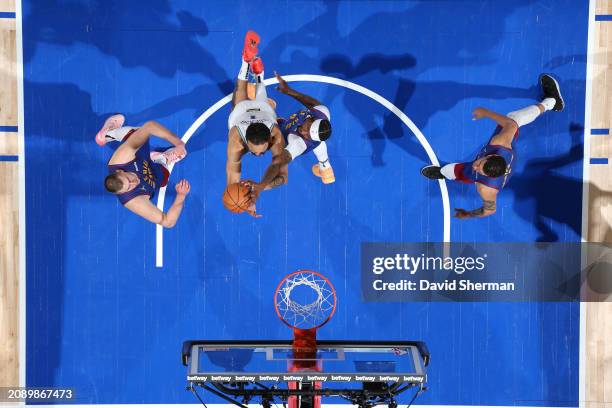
23, 0, 587, 405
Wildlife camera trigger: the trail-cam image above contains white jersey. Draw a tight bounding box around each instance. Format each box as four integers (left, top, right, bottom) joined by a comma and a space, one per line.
228, 100, 277, 145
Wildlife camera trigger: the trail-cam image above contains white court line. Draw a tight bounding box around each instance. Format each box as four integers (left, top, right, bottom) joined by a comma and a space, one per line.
579, 0, 596, 407
16, 0, 27, 390
155, 75, 451, 267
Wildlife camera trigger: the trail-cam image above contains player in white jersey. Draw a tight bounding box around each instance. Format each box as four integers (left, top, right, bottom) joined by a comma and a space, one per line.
226, 31, 287, 193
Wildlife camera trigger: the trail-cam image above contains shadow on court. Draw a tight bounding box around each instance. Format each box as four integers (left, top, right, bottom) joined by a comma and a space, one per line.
509, 123, 584, 241
23, 0, 233, 93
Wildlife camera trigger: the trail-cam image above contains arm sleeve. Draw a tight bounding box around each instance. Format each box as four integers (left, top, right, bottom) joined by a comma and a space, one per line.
285, 133, 308, 160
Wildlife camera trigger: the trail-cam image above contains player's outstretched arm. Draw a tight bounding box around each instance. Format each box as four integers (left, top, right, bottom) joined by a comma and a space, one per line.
124, 180, 191, 228
275, 72, 321, 108
227, 129, 244, 185
260, 150, 291, 191
454, 183, 498, 219
249, 131, 291, 201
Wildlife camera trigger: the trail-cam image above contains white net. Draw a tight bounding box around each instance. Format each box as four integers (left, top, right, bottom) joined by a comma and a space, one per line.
275, 271, 336, 330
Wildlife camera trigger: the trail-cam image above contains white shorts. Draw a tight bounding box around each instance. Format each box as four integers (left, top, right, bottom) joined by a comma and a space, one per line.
228, 99, 277, 131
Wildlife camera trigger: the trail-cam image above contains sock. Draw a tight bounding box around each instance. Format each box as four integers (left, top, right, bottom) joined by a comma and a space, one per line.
254, 73, 268, 102
506, 105, 541, 127
541, 97, 556, 111
237, 59, 249, 81
107, 126, 137, 143
440, 163, 457, 180
151, 151, 166, 166
313, 142, 330, 168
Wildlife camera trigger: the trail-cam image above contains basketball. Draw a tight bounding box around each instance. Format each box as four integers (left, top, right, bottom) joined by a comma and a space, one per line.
222, 182, 251, 213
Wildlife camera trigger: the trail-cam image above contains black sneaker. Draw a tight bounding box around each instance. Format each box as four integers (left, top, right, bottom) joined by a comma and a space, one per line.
421, 165, 444, 179
539, 74, 564, 112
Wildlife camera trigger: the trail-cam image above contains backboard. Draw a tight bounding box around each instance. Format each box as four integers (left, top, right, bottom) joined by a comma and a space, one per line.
182, 340, 429, 408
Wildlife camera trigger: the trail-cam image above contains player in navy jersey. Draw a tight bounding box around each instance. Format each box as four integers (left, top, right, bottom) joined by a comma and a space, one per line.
275, 72, 334, 184
97, 114, 190, 228
421, 74, 564, 219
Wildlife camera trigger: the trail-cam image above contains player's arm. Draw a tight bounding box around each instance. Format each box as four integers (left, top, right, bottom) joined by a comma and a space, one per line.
472, 107, 517, 148
454, 183, 498, 219
275, 72, 321, 108
257, 128, 291, 191
226, 128, 246, 185
124, 180, 191, 228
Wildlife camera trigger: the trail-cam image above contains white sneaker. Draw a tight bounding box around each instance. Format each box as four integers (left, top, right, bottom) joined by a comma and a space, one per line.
150, 147, 186, 167
95, 114, 125, 146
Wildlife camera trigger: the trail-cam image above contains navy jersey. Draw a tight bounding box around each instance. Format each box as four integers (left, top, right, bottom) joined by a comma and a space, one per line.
278, 105, 330, 158
107, 138, 169, 205
455, 126, 517, 190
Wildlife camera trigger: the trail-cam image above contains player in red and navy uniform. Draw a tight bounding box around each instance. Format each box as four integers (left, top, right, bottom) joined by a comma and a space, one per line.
421, 74, 564, 219
245, 72, 334, 209
276, 73, 334, 184
96, 114, 190, 228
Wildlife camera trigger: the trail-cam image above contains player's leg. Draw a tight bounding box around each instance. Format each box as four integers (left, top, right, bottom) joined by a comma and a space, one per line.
311, 142, 335, 184
96, 122, 140, 147
250, 58, 268, 103
421, 164, 450, 180
421, 163, 468, 182
506, 74, 564, 128
232, 31, 260, 107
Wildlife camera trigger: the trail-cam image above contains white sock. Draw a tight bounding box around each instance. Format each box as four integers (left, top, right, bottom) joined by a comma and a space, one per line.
151, 152, 166, 166
313, 142, 330, 168
254, 73, 268, 102
254, 70, 264, 83
107, 126, 137, 143
541, 97, 556, 111
237, 59, 249, 81
506, 105, 541, 127
440, 163, 457, 180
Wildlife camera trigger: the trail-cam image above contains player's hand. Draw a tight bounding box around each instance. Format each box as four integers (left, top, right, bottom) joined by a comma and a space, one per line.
239, 179, 255, 189
238, 179, 261, 206
472, 108, 488, 120
246, 202, 263, 218
249, 185, 264, 208
453, 208, 473, 219
174, 142, 187, 158
175, 179, 191, 196
275, 71, 290, 94
239, 179, 256, 200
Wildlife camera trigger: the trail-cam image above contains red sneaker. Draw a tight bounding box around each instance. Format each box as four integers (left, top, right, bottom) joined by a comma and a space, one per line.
242, 30, 260, 63
95, 114, 125, 146
250, 57, 264, 75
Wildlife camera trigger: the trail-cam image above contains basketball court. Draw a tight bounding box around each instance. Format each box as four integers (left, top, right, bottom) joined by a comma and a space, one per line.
0, 0, 610, 407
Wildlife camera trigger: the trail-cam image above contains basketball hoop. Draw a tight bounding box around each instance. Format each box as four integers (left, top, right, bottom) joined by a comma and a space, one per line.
274, 270, 336, 408
274, 270, 337, 332
274, 270, 336, 361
